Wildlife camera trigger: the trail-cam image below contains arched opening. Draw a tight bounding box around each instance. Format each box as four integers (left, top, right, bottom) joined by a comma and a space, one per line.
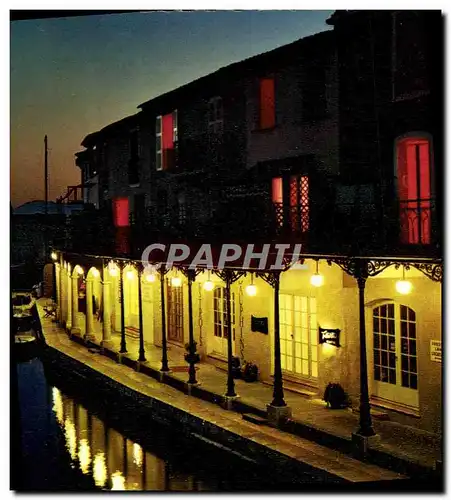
371, 302, 419, 408
123, 265, 139, 339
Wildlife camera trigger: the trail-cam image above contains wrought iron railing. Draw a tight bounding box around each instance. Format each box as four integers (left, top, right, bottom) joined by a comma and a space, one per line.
399, 198, 435, 245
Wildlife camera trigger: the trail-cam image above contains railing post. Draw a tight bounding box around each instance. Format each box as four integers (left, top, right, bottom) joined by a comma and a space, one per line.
356, 260, 375, 437
225, 270, 236, 398
138, 266, 146, 362
119, 263, 127, 353
160, 268, 169, 372
186, 269, 197, 385
271, 272, 286, 407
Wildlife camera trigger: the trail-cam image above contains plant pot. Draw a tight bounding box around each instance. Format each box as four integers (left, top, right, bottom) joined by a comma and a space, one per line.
242, 362, 258, 382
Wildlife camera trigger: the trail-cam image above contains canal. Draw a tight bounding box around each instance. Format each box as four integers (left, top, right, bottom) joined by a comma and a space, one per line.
13, 355, 317, 492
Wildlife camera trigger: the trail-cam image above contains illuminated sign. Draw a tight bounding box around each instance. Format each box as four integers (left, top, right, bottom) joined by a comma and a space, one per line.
319, 327, 341, 347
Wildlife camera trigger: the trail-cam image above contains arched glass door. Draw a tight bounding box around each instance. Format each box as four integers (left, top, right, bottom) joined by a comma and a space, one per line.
372, 303, 419, 407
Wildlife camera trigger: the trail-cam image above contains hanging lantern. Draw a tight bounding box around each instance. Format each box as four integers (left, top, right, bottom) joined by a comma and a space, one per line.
145, 271, 156, 282
310, 260, 324, 287
171, 273, 182, 287
109, 264, 118, 277
395, 266, 413, 295
203, 271, 215, 291
246, 275, 257, 296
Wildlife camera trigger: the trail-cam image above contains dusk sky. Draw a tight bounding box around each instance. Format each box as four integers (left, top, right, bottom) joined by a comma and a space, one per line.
10, 10, 333, 207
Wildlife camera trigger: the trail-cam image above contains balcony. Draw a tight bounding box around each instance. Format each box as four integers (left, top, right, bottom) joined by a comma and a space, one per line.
128, 194, 441, 258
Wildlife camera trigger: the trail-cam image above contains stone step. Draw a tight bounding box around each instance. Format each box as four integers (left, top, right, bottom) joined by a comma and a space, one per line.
242, 413, 269, 426
352, 407, 390, 421
263, 379, 317, 399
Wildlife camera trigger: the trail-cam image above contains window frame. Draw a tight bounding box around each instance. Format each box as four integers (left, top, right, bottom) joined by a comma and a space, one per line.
257, 76, 276, 131
208, 96, 224, 134
395, 132, 434, 245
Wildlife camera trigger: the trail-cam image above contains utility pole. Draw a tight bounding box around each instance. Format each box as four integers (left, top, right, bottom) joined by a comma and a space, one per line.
44, 135, 48, 216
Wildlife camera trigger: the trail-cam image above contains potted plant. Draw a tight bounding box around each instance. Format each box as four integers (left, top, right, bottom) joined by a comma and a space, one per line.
184, 341, 200, 365
323, 382, 349, 409
242, 361, 259, 382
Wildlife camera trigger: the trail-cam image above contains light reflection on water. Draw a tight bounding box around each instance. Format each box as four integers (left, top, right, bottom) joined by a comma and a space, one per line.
50, 386, 204, 491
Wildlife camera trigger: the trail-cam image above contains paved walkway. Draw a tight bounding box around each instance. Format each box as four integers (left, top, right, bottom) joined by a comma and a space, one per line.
35, 302, 407, 484
40, 301, 441, 475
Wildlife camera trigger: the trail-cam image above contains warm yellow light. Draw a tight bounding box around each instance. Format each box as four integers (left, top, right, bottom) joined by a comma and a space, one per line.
171, 276, 182, 287
109, 264, 118, 277
111, 471, 126, 491
78, 438, 91, 474
203, 280, 214, 291
76, 266, 84, 275
246, 284, 257, 296
322, 343, 336, 357
396, 279, 413, 295
51, 252, 58, 261
145, 272, 156, 282
133, 442, 143, 468
310, 273, 324, 287
93, 452, 107, 488
92, 268, 100, 278
64, 419, 77, 460
52, 387, 64, 425
126, 270, 135, 280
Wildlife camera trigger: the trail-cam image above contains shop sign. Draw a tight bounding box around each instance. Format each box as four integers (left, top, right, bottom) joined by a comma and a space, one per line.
430, 340, 441, 362
319, 327, 341, 347
251, 316, 268, 334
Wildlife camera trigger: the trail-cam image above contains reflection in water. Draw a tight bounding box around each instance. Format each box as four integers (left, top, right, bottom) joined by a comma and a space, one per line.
51, 386, 198, 491
93, 453, 107, 488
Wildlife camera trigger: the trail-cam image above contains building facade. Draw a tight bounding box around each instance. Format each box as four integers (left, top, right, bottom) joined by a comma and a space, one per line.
62, 10, 442, 437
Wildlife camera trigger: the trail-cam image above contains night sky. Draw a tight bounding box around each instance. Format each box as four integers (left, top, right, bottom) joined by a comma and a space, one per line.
10, 10, 333, 208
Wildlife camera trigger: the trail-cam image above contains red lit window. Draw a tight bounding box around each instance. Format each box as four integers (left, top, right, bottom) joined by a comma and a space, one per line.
271, 177, 283, 203
272, 177, 283, 227
290, 175, 309, 233
259, 77, 275, 130
156, 110, 178, 171
397, 137, 432, 244
112, 197, 129, 227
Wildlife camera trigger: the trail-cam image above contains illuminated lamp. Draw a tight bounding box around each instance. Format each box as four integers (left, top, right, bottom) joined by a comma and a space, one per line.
246, 275, 257, 297
310, 260, 324, 287
76, 266, 84, 275
126, 269, 135, 280
51, 251, 58, 261
396, 266, 413, 295
145, 270, 156, 282
109, 264, 118, 277
203, 271, 215, 291
92, 268, 100, 278
171, 275, 182, 287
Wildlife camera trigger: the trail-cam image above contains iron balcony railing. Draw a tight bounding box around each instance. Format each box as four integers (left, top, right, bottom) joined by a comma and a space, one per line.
399, 197, 436, 246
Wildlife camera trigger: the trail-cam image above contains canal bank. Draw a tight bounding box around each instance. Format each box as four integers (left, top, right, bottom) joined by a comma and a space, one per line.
17, 357, 323, 492
34, 300, 425, 489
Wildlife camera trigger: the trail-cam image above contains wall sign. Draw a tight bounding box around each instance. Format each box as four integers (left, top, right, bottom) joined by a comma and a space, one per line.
251, 316, 268, 334
319, 327, 341, 347
430, 340, 442, 362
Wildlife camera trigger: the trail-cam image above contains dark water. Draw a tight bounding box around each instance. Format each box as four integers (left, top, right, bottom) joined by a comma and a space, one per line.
13, 356, 311, 492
